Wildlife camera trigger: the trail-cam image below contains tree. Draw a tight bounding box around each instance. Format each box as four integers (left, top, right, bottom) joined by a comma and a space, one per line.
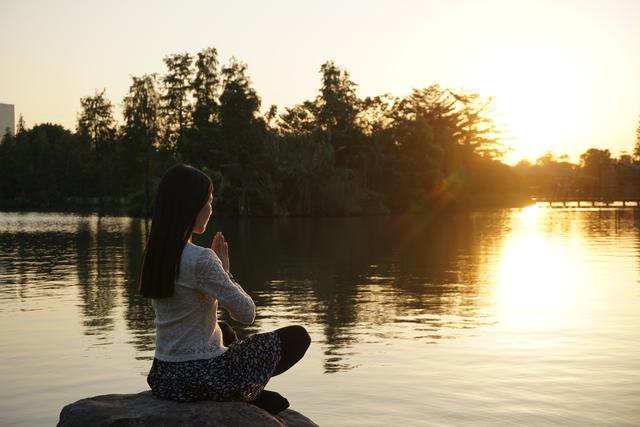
618, 152, 632, 165
317, 61, 360, 131
77, 89, 116, 213
580, 148, 612, 198
449, 89, 507, 160
161, 53, 193, 154
580, 148, 612, 172
0, 124, 85, 205
536, 151, 562, 167
219, 58, 262, 156
218, 57, 265, 214
392, 86, 458, 158
278, 101, 319, 138
376, 85, 458, 210
123, 74, 162, 217
357, 94, 395, 136
16, 115, 27, 134
633, 116, 640, 162
316, 61, 362, 167
123, 75, 161, 141
192, 47, 220, 129
0, 131, 18, 200
77, 89, 115, 146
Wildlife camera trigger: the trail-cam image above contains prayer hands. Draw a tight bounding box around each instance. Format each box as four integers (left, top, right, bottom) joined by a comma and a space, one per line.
211, 232, 230, 273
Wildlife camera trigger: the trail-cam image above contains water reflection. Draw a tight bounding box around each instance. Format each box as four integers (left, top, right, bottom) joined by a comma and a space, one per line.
1, 209, 639, 374
75, 217, 131, 339
74, 215, 154, 355
0, 213, 78, 305
199, 214, 507, 372
121, 218, 155, 359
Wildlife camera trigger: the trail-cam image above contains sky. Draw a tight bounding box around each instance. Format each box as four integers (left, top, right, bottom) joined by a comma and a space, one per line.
1, 0, 639, 164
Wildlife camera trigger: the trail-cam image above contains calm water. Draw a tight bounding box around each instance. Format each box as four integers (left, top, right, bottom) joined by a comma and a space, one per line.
1, 208, 639, 426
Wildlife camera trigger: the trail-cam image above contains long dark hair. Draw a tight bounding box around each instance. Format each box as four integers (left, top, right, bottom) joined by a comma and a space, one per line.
138, 163, 213, 298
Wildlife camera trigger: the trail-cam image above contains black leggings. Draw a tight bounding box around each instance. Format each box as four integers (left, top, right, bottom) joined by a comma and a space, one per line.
218, 322, 311, 376
218, 322, 310, 414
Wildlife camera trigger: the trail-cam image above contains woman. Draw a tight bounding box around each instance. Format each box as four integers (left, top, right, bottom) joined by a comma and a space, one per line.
138, 163, 311, 414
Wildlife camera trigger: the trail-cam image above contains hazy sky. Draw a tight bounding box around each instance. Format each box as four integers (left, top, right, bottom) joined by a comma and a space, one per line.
2, 0, 639, 163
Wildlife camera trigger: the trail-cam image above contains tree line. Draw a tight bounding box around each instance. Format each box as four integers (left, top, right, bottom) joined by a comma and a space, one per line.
515, 146, 640, 202
1, 47, 639, 216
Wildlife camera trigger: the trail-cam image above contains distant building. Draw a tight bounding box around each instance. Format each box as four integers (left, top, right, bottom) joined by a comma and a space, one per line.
0, 103, 15, 136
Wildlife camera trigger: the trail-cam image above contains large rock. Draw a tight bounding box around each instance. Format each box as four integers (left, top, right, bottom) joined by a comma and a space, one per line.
57, 391, 318, 427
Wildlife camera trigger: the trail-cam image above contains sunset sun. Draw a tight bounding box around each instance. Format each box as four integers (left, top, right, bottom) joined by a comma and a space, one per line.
468, 41, 593, 163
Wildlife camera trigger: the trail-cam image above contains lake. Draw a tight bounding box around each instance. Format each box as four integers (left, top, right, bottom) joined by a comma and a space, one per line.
1, 208, 639, 426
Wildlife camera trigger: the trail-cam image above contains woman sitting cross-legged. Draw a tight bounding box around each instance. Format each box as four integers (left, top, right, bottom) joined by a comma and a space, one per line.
138, 163, 311, 414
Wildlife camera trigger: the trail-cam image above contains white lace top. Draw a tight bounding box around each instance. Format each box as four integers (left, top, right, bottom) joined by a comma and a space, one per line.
152, 242, 256, 362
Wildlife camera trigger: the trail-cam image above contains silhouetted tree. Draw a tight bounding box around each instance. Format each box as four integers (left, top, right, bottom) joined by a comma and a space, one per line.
633, 116, 640, 163
16, 115, 26, 134
618, 153, 633, 165
278, 101, 320, 138
449, 89, 506, 160
77, 89, 116, 213
123, 74, 162, 217
192, 47, 220, 129
0, 131, 19, 200
77, 89, 116, 145
0, 124, 88, 205
218, 57, 266, 215
161, 53, 193, 154
317, 61, 362, 168
580, 148, 612, 198
580, 148, 612, 174
372, 86, 455, 211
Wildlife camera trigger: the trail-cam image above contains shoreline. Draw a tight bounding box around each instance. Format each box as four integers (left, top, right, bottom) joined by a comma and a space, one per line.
0, 198, 535, 219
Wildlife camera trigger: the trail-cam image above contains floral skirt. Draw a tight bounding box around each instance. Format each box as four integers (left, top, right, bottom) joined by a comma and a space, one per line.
147, 332, 281, 402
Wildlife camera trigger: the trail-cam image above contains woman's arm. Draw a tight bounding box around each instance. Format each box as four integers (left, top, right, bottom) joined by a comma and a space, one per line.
195, 248, 256, 325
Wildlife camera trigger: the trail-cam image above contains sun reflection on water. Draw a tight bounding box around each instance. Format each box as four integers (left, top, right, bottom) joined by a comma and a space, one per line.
494, 207, 581, 329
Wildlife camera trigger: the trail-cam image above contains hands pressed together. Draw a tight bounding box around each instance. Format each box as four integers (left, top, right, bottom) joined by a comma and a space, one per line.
211, 232, 230, 273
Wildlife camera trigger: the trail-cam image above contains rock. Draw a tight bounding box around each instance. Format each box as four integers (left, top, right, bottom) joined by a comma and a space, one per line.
57, 391, 318, 427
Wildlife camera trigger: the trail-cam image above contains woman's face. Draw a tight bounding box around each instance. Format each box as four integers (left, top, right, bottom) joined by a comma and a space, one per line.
193, 192, 213, 234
